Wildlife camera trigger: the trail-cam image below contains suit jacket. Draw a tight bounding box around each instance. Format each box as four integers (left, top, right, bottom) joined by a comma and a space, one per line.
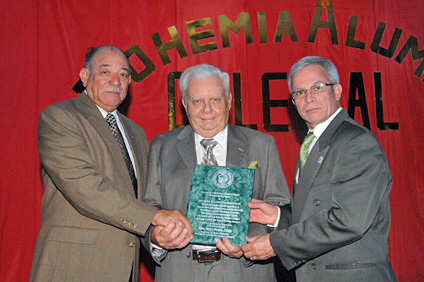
143, 124, 290, 282
270, 109, 397, 282
30, 94, 158, 282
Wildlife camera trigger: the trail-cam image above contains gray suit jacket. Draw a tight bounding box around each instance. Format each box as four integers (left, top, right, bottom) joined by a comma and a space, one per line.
143, 124, 290, 282
270, 109, 397, 282
30, 94, 158, 282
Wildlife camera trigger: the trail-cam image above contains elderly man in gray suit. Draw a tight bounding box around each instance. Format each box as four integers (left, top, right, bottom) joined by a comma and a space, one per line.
30, 45, 192, 282
143, 64, 291, 282
242, 56, 397, 281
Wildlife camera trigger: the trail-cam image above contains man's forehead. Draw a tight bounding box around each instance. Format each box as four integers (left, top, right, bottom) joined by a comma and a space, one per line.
292, 66, 328, 86
98, 63, 130, 72
188, 92, 225, 99
92, 50, 130, 68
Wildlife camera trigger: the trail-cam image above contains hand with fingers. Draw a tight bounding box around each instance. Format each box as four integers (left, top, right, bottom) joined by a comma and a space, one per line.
241, 233, 276, 261
214, 237, 244, 258
151, 219, 193, 249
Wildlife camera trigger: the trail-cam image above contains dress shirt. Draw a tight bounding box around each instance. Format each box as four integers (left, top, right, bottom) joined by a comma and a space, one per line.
295, 107, 342, 183
94, 103, 137, 175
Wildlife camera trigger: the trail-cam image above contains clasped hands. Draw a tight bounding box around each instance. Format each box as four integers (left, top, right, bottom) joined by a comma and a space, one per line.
150, 199, 279, 260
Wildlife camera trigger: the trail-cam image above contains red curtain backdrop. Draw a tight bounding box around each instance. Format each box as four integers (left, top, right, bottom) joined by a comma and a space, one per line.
1, 0, 423, 281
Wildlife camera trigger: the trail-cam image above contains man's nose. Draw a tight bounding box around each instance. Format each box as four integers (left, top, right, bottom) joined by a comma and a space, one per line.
202, 101, 212, 113
304, 91, 314, 103
109, 73, 121, 85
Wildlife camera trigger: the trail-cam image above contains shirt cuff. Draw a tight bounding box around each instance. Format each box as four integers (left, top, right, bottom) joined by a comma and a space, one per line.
267, 206, 281, 228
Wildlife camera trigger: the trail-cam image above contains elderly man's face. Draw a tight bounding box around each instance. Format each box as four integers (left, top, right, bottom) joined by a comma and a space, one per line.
183, 76, 231, 138
291, 64, 341, 129
79, 49, 131, 112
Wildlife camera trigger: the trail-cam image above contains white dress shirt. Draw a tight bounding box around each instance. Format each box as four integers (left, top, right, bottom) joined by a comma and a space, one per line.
95, 104, 137, 175
295, 107, 342, 183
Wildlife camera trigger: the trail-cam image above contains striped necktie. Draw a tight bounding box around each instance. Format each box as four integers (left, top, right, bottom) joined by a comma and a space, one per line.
200, 138, 218, 166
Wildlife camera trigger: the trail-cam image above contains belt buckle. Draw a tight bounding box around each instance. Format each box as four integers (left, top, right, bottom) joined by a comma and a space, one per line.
193, 249, 221, 263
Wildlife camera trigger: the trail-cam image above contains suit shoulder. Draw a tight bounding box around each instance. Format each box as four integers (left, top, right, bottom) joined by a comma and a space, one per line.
151, 126, 186, 144
39, 98, 82, 124
41, 97, 78, 114
334, 118, 380, 146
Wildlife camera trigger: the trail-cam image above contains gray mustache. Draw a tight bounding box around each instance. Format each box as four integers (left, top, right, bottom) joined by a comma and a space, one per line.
105, 87, 122, 94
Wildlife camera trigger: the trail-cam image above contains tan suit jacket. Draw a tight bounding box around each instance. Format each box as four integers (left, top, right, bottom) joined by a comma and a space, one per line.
30, 94, 157, 282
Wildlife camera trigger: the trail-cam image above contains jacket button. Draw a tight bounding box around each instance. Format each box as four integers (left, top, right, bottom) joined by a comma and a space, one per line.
186, 252, 191, 258
313, 199, 320, 206
311, 263, 317, 270
129, 242, 135, 247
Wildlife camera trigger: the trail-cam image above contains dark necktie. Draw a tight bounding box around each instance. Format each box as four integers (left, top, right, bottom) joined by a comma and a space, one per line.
201, 138, 218, 166
299, 132, 315, 172
105, 113, 138, 197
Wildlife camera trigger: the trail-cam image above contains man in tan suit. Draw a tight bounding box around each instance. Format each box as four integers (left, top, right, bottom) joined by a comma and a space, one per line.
30, 45, 192, 282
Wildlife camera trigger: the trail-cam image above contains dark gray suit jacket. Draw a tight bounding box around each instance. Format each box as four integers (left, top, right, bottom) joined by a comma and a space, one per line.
30, 94, 157, 282
144, 124, 290, 282
270, 109, 397, 281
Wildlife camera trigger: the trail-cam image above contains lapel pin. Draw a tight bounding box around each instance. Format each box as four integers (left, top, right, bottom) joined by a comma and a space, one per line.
318, 156, 324, 163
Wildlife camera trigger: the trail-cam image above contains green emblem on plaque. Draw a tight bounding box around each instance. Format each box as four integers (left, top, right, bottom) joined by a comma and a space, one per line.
186, 164, 255, 246
212, 169, 233, 188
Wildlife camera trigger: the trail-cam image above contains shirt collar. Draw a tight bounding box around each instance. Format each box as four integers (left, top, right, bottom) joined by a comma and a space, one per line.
84, 91, 118, 119
310, 107, 342, 139
194, 125, 228, 149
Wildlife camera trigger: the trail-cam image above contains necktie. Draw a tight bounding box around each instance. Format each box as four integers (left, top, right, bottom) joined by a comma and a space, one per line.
201, 138, 218, 166
299, 132, 315, 172
105, 113, 138, 196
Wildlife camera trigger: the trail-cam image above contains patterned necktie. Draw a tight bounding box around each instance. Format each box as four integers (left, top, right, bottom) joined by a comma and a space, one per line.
201, 138, 218, 166
105, 113, 138, 196
299, 132, 315, 172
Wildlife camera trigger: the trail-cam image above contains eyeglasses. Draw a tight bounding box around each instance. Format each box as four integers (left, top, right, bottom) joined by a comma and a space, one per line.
291, 83, 335, 100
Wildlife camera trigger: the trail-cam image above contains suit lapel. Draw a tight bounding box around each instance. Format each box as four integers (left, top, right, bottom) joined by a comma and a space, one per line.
176, 126, 197, 173
74, 94, 135, 195
119, 113, 146, 198
226, 124, 248, 167
292, 109, 349, 223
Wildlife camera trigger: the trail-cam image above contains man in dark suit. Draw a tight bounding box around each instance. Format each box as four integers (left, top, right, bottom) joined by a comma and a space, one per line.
30, 45, 192, 282
143, 64, 291, 281
242, 56, 397, 281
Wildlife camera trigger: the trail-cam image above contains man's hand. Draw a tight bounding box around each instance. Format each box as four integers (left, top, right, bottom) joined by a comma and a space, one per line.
151, 220, 192, 249
241, 234, 276, 261
152, 209, 193, 237
215, 237, 243, 258
248, 199, 279, 225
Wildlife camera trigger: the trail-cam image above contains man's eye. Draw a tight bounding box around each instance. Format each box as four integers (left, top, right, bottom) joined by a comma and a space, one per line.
102, 71, 109, 75
120, 73, 129, 77
294, 90, 305, 96
313, 85, 323, 91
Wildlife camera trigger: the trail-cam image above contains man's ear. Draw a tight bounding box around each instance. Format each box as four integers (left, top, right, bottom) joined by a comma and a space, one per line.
182, 98, 188, 114
333, 83, 342, 101
227, 93, 232, 111
79, 68, 89, 87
